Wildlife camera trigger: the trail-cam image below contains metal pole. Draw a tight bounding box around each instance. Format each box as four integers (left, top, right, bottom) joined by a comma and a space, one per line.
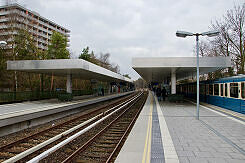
196, 35, 200, 120
66, 74, 72, 94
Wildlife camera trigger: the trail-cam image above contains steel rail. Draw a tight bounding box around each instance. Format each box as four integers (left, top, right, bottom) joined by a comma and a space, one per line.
0, 92, 135, 151
1, 92, 138, 163
27, 92, 143, 163
106, 94, 146, 162
61, 92, 144, 163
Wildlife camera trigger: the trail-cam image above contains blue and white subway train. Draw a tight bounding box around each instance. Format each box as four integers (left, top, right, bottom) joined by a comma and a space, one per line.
177, 75, 245, 114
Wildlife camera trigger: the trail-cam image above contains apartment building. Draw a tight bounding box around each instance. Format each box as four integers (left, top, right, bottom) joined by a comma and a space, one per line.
0, 3, 70, 51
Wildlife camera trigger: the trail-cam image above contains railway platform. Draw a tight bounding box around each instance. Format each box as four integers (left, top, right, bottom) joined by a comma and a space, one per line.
116, 91, 245, 163
0, 91, 133, 136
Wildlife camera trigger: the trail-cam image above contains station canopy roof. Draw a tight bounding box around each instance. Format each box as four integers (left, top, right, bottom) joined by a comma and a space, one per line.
7, 59, 133, 83
132, 57, 231, 82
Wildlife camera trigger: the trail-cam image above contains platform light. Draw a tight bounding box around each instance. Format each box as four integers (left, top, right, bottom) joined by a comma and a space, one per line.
0, 41, 7, 47
176, 31, 194, 38
201, 30, 220, 37
176, 30, 220, 120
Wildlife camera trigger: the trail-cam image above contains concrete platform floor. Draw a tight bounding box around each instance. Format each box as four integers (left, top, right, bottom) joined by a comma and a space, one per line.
116, 92, 245, 163
0, 92, 133, 136
0, 92, 130, 120
0, 95, 93, 115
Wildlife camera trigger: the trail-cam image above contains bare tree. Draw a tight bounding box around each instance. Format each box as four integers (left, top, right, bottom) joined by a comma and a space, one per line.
197, 41, 211, 57
211, 3, 245, 74
198, 3, 244, 77
97, 53, 120, 73
98, 53, 110, 68
110, 63, 120, 73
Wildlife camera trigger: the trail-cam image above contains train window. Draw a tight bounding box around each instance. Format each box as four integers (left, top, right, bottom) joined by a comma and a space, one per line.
206, 84, 209, 95
221, 84, 223, 96
230, 83, 238, 98
209, 84, 213, 95
242, 83, 245, 98
214, 84, 219, 95
194, 85, 197, 93
200, 84, 205, 95
225, 84, 227, 96
186, 85, 188, 93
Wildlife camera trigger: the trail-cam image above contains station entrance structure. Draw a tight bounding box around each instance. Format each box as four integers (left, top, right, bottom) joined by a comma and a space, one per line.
7, 59, 133, 94
132, 57, 231, 94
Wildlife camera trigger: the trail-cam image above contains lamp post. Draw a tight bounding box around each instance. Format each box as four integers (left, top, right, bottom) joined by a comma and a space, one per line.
176, 30, 219, 120
0, 41, 7, 56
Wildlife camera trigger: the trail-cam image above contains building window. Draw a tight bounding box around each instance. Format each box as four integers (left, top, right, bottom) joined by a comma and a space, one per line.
209, 84, 213, 95
242, 82, 245, 98
214, 84, 219, 96
221, 84, 223, 96
230, 83, 238, 98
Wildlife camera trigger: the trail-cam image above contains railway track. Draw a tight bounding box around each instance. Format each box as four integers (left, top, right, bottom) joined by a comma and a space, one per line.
0, 92, 138, 163
26, 91, 147, 163
19, 91, 146, 163
61, 91, 148, 163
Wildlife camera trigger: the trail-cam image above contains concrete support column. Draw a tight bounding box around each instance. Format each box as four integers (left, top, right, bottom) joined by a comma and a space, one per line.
116, 84, 119, 93
110, 82, 114, 93
107, 83, 111, 94
118, 84, 121, 93
66, 74, 72, 93
171, 68, 176, 94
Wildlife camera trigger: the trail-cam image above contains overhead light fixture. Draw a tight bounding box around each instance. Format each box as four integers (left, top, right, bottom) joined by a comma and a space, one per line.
176, 30, 220, 120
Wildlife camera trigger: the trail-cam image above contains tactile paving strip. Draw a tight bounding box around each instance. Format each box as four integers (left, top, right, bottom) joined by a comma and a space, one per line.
151, 98, 165, 163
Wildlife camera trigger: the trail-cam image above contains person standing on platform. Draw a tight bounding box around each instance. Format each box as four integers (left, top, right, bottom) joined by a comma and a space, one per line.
161, 87, 166, 101
153, 87, 156, 95
101, 87, 104, 96
156, 86, 162, 101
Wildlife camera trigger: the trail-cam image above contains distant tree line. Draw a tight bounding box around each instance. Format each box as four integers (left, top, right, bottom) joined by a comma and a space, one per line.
197, 3, 245, 79
0, 30, 123, 92
79, 46, 120, 74
0, 26, 73, 92
0, 2, 127, 93
134, 78, 147, 89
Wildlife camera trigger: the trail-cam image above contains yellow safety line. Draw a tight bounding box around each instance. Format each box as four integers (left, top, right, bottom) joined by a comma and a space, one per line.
142, 112, 150, 163
142, 94, 153, 163
146, 112, 152, 163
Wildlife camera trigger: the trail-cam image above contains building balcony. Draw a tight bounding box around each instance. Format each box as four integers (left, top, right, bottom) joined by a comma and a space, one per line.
0, 18, 8, 22
0, 25, 8, 29
0, 31, 18, 35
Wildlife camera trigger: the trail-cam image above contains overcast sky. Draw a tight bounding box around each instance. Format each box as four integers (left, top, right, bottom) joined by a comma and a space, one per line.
1, 0, 244, 80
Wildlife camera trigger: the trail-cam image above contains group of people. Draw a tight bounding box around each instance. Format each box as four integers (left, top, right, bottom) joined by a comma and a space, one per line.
153, 86, 166, 101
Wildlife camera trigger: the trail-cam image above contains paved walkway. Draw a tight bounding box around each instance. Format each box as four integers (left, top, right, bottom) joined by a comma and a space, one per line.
0, 95, 93, 115
0, 92, 133, 129
0, 92, 130, 117
161, 100, 245, 163
116, 91, 245, 163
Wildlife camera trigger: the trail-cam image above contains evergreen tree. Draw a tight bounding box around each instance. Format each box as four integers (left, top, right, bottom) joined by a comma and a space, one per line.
47, 31, 69, 59
14, 29, 37, 60
79, 46, 90, 61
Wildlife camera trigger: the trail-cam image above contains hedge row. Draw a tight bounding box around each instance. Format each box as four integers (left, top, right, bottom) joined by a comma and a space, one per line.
0, 90, 93, 104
